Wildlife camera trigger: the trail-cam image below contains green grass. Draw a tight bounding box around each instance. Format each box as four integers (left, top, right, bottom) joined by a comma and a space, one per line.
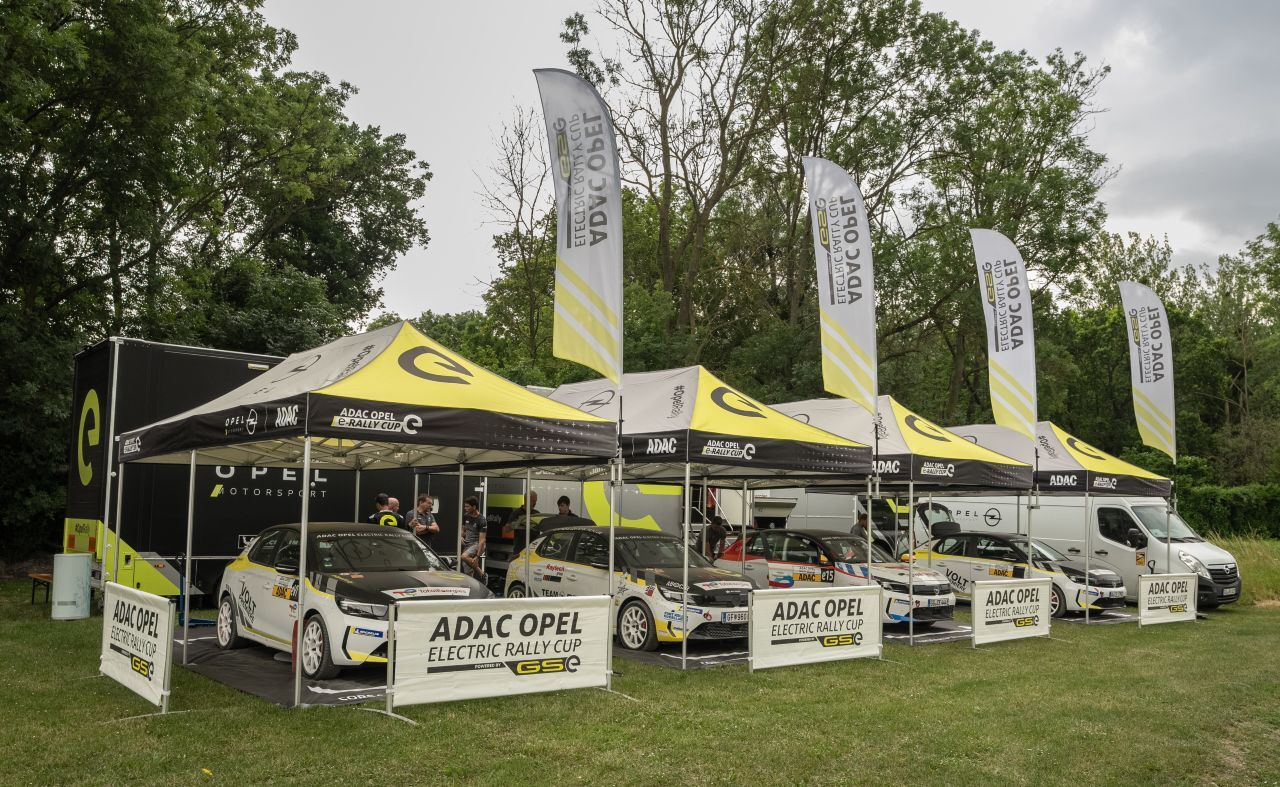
1210, 535, 1280, 607
2, 542, 1279, 786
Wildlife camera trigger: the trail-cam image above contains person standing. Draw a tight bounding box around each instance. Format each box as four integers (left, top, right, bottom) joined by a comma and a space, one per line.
408, 494, 439, 545
367, 492, 405, 530
704, 515, 728, 560
459, 497, 487, 583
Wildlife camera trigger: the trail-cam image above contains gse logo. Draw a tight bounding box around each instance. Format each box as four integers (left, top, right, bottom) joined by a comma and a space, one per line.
1013, 616, 1038, 628
820, 633, 863, 648
509, 656, 581, 675
1170, 604, 1187, 613
130, 656, 153, 680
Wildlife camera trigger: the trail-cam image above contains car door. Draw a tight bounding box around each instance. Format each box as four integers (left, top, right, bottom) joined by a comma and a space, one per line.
531, 530, 576, 597
929, 534, 972, 597
1095, 505, 1141, 587
738, 533, 770, 588
258, 529, 302, 642
235, 527, 285, 641
971, 536, 1024, 582
765, 532, 825, 587
566, 530, 612, 596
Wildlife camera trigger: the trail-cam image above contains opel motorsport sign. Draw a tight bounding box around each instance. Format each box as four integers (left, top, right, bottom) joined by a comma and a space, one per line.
1119, 281, 1177, 460
1138, 573, 1196, 626
803, 157, 877, 414
749, 586, 881, 670
970, 578, 1051, 646
100, 582, 174, 708
391, 595, 609, 706
971, 229, 1038, 440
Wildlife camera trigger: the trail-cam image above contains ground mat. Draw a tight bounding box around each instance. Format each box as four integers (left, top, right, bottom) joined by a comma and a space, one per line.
883, 619, 971, 645
1058, 608, 1138, 625
175, 634, 386, 708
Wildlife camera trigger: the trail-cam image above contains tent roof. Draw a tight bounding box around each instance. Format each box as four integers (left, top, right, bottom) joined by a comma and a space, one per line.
528, 366, 872, 484
117, 322, 616, 469
772, 396, 1032, 489
948, 421, 1171, 497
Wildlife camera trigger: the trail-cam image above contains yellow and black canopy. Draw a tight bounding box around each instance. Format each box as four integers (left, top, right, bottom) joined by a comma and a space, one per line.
948, 421, 1171, 497
773, 396, 1032, 489
117, 322, 616, 468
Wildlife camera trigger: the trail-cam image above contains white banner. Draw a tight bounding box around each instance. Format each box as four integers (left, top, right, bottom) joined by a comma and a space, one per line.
534, 68, 624, 384
1119, 281, 1176, 460
391, 595, 610, 706
100, 582, 174, 708
970, 578, 1051, 645
1138, 573, 1197, 626
749, 586, 881, 670
804, 157, 878, 414
971, 229, 1038, 439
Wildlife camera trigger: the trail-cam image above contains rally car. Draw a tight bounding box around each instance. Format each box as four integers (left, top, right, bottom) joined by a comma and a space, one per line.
216, 522, 490, 679
715, 529, 956, 626
909, 530, 1126, 617
504, 526, 752, 652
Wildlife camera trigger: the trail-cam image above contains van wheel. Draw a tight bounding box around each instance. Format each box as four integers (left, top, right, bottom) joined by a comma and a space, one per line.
216, 594, 247, 649
617, 600, 658, 651
300, 614, 340, 680
1050, 585, 1066, 618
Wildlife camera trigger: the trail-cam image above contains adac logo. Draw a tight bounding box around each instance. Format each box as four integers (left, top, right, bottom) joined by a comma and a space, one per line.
710, 386, 765, 419
904, 414, 950, 443
1066, 436, 1107, 460
77, 389, 101, 486
274, 404, 299, 428
399, 346, 474, 385
579, 389, 616, 413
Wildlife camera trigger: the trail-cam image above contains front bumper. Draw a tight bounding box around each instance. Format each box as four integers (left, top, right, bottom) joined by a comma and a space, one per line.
1076, 585, 1127, 612
1199, 575, 1242, 607
885, 591, 955, 623
339, 617, 389, 664
654, 603, 749, 642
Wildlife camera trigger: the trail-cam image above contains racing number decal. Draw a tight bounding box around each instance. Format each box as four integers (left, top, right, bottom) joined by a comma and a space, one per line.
820, 568, 835, 583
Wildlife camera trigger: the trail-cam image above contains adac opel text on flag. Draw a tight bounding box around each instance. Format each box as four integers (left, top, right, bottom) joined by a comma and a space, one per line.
1119, 281, 1176, 460
803, 157, 877, 415
534, 68, 624, 384
971, 229, 1038, 440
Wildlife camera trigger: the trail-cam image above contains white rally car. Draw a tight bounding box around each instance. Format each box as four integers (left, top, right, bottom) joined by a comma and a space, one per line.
504, 525, 752, 652
716, 529, 956, 625
216, 522, 490, 679
910, 530, 1126, 617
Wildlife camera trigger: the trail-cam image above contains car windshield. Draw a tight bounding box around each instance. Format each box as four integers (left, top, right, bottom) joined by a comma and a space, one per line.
617, 537, 711, 569
313, 531, 447, 572
1008, 537, 1067, 563
1132, 505, 1203, 543
820, 537, 896, 563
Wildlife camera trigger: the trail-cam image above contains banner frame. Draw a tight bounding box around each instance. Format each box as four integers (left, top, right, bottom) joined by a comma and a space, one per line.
748, 585, 883, 672
1137, 572, 1198, 627
970, 577, 1052, 647
100, 581, 175, 711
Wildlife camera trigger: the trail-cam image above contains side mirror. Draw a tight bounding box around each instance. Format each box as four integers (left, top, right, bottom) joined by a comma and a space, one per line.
1127, 528, 1148, 549
818, 554, 830, 564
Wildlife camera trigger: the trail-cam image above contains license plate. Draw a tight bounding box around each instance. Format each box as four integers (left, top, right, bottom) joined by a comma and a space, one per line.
1107, 589, 1125, 598
722, 611, 748, 623
1223, 587, 1237, 596
927, 598, 948, 607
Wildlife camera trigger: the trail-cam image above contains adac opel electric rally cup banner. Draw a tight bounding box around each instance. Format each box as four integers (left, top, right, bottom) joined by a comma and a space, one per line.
1138, 573, 1197, 626
749, 586, 882, 670
970, 579, 1051, 646
100, 582, 174, 707
391, 595, 610, 706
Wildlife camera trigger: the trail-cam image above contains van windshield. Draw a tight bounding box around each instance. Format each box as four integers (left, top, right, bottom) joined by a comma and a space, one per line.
1132, 506, 1203, 543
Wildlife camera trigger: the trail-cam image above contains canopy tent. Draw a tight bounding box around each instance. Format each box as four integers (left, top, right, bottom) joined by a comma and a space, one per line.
772, 396, 1032, 490
947, 421, 1171, 498
115, 321, 617, 706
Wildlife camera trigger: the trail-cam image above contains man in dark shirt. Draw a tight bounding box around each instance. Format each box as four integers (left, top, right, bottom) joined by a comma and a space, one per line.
704, 515, 728, 560
367, 492, 405, 530
459, 497, 486, 582
408, 494, 439, 545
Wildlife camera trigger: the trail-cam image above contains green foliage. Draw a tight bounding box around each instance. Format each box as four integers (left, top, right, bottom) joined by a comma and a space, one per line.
1180, 485, 1280, 540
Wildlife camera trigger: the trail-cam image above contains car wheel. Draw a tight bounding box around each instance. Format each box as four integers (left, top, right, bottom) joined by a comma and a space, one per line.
617, 600, 658, 652
216, 594, 247, 649
506, 582, 528, 599
300, 614, 340, 680
1050, 584, 1067, 618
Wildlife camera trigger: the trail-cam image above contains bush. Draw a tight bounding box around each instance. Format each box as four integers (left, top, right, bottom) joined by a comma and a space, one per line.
1178, 484, 1280, 539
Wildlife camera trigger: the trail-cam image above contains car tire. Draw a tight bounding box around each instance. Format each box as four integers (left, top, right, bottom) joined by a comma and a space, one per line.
617, 600, 658, 652
506, 582, 528, 599
216, 594, 247, 650
1050, 584, 1067, 618
300, 614, 341, 680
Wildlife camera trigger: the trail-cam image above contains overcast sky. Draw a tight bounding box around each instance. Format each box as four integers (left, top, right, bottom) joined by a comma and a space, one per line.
263, 0, 1280, 319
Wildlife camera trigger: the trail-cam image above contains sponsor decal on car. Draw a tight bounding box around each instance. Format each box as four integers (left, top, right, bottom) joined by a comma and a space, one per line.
382, 586, 471, 599
351, 626, 385, 639
695, 580, 753, 591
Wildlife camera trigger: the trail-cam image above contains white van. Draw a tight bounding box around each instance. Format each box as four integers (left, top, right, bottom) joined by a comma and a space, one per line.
919, 495, 1241, 609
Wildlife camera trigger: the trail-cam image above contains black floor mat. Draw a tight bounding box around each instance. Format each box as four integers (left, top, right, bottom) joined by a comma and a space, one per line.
612, 640, 748, 670
1057, 608, 1138, 625
174, 634, 386, 708
883, 619, 972, 645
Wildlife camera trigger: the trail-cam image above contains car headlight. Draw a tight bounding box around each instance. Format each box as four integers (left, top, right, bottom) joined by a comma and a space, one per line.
657, 585, 689, 604
879, 580, 910, 594
338, 598, 389, 619
1178, 551, 1212, 580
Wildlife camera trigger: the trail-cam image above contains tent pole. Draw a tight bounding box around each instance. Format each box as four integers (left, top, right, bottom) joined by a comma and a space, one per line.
606, 458, 619, 689
98, 339, 122, 596
412, 471, 420, 523
457, 464, 466, 571
112, 462, 125, 585
927, 491, 933, 569
740, 479, 748, 577
1167, 458, 1176, 575
524, 466, 532, 593
681, 462, 691, 671
293, 436, 313, 709
353, 467, 361, 522
1084, 491, 1091, 625
865, 478, 873, 591
182, 451, 196, 666
907, 481, 915, 647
